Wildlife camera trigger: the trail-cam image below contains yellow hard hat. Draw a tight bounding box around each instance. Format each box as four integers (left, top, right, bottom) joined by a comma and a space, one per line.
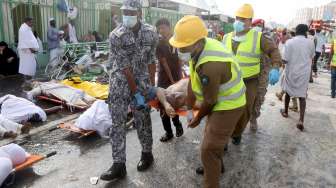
169, 15, 208, 48
235, 4, 254, 19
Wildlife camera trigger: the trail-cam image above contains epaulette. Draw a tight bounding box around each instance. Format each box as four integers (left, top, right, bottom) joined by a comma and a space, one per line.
111, 25, 126, 38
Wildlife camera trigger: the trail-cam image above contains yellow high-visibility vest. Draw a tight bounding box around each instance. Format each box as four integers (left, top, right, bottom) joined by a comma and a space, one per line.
332, 39, 336, 67
189, 38, 246, 111
223, 29, 262, 78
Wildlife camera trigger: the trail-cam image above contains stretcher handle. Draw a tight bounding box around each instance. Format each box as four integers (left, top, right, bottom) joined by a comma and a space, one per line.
45, 151, 57, 158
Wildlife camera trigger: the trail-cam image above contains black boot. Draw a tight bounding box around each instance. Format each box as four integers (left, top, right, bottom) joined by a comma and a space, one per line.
137, 152, 154, 171
175, 125, 184, 137
100, 163, 127, 181
196, 162, 225, 175
232, 136, 242, 145
160, 133, 174, 142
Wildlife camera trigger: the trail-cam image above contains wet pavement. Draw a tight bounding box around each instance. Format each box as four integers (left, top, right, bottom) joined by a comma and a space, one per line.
2, 72, 336, 188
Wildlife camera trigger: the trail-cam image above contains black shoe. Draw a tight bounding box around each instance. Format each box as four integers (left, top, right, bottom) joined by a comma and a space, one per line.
100, 163, 127, 181
176, 126, 184, 137
137, 152, 154, 171
160, 133, 174, 142
232, 136, 242, 145
195, 163, 225, 175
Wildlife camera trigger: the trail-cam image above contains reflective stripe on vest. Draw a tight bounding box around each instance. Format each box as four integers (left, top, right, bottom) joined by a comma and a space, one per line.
332, 39, 336, 67
223, 30, 261, 78
190, 38, 246, 111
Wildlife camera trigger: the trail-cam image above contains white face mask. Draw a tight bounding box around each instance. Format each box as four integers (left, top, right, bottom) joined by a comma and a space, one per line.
122, 15, 137, 28
178, 50, 191, 62
253, 26, 263, 32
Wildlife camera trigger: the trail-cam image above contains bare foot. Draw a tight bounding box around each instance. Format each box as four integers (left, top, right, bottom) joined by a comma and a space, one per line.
21, 122, 32, 134
4, 131, 18, 138
275, 93, 283, 101
296, 121, 304, 131
280, 109, 289, 118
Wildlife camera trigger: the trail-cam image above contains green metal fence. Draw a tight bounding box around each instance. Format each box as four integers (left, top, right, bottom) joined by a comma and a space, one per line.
0, 0, 122, 46
143, 7, 185, 28
0, 0, 185, 47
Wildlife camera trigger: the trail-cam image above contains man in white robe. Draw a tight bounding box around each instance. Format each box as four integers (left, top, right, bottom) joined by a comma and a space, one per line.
280, 24, 315, 131
17, 17, 39, 87
68, 20, 78, 43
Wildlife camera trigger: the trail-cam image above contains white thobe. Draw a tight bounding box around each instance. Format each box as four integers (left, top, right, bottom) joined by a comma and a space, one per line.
0, 115, 22, 138
281, 36, 315, 98
0, 95, 47, 123
68, 23, 78, 43
17, 23, 39, 76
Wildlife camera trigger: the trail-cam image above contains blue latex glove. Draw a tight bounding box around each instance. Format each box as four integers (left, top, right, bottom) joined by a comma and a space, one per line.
134, 92, 146, 109
269, 68, 280, 85
146, 87, 157, 101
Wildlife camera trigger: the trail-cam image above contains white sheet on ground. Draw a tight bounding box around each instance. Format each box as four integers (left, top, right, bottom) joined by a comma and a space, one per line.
0, 144, 29, 166
27, 82, 96, 108
0, 157, 12, 186
0, 95, 47, 123
0, 115, 23, 138
75, 100, 111, 137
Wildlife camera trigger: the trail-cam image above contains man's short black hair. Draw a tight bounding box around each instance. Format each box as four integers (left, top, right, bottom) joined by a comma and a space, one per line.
295, 24, 309, 36
155, 18, 170, 28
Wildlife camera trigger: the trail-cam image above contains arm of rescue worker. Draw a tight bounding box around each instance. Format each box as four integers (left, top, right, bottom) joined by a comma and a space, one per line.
109, 34, 137, 94
194, 62, 231, 122
261, 34, 282, 68
148, 32, 159, 86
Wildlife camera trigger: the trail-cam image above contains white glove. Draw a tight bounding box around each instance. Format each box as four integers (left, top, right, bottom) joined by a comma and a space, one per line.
187, 110, 193, 123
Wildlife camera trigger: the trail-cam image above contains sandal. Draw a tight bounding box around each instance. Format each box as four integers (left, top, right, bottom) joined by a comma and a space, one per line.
289, 106, 299, 112
280, 109, 289, 118
296, 121, 304, 131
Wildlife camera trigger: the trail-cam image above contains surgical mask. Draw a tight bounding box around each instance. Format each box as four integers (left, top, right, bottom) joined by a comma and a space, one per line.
233, 20, 245, 33
232, 34, 247, 42
122, 15, 137, 28
178, 50, 191, 62
253, 26, 263, 32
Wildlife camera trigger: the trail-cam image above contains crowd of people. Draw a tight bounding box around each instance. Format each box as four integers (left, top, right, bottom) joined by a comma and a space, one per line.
1, 0, 336, 187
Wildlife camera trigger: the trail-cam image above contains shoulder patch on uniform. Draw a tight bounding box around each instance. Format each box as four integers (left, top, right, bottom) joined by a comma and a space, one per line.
112, 25, 126, 38
143, 23, 156, 32
262, 33, 272, 40
200, 75, 210, 86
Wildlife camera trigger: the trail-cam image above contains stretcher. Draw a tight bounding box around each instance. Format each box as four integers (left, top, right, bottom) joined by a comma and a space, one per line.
54, 115, 135, 139
37, 95, 88, 111
13, 151, 57, 172
2, 151, 57, 187
58, 122, 96, 138
148, 100, 199, 116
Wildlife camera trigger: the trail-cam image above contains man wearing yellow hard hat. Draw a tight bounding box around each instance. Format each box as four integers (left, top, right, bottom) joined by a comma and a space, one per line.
222, 4, 281, 141
170, 15, 248, 188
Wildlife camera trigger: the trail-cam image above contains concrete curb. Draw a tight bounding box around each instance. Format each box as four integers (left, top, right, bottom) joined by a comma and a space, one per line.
0, 113, 80, 147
